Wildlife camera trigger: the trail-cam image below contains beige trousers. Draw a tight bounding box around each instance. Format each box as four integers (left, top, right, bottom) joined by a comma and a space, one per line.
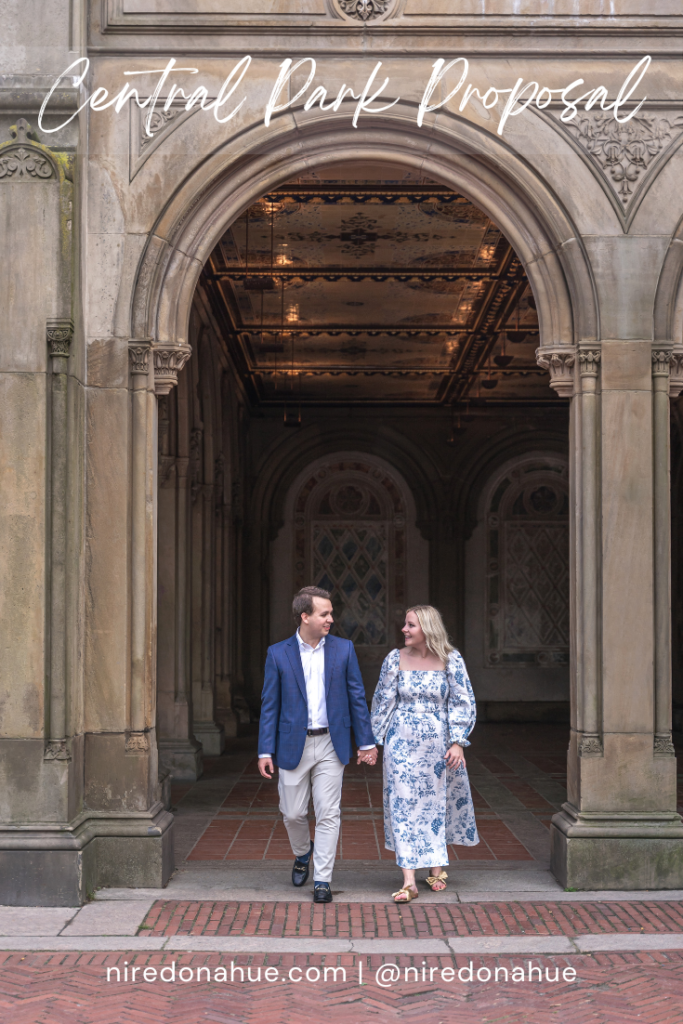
278, 733, 345, 883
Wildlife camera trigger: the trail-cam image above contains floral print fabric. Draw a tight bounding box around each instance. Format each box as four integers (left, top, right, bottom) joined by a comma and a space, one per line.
371, 648, 479, 869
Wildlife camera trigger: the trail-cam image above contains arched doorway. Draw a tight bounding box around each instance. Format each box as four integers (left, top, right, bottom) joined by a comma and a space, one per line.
153, 142, 577, 848
140, 116, 663, 892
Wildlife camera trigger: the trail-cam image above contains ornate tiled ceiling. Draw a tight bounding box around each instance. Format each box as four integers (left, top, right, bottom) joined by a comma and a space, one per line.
201, 166, 548, 406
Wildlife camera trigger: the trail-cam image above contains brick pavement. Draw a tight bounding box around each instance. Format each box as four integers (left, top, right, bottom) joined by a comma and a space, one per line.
180, 724, 573, 863
142, 899, 683, 940
1, 950, 683, 1023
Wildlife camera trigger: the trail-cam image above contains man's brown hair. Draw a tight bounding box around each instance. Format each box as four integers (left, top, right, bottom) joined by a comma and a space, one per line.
292, 585, 332, 625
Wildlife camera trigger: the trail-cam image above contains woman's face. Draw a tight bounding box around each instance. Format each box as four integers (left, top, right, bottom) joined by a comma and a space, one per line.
402, 612, 425, 647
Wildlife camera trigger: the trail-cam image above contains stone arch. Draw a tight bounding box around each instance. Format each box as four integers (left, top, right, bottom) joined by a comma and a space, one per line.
129, 105, 599, 396
655, 210, 683, 348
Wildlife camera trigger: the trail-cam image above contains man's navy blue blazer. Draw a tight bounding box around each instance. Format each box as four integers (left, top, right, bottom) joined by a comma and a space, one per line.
258, 632, 375, 770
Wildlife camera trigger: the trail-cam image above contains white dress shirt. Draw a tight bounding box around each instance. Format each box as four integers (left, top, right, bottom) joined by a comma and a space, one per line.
258, 631, 375, 756
297, 630, 329, 729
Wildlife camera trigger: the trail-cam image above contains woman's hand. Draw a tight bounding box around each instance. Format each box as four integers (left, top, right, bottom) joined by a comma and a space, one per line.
444, 743, 465, 770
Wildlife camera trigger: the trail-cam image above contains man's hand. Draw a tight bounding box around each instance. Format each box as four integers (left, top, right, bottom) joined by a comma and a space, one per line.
258, 756, 274, 779
357, 746, 378, 766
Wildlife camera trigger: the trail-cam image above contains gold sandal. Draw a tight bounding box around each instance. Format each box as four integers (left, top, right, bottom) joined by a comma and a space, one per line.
425, 870, 448, 891
392, 886, 419, 903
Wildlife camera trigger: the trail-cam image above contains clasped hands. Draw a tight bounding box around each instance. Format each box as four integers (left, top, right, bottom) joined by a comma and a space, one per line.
258, 745, 378, 779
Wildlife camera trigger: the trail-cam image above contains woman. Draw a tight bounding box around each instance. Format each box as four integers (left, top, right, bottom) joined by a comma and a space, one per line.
371, 605, 479, 902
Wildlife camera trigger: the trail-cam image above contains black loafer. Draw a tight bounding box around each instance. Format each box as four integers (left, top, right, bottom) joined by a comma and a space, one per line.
292, 842, 313, 887
313, 882, 333, 904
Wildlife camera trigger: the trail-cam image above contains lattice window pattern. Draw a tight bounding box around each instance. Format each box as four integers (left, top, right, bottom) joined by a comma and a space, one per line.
312, 523, 387, 645
486, 460, 569, 667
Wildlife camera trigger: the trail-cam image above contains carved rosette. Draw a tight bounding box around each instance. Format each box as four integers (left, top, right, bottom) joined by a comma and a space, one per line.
46, 318, 74, 358
578, 734, 604, 758
153, 343, 192, 395
669, 350, 683, 398
335, 0, 394, 19
129, 342, 151, 376
535, 348, 576, 397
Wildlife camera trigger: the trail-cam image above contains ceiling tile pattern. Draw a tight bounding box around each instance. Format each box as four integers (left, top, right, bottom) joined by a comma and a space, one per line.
202, 173, 549, 406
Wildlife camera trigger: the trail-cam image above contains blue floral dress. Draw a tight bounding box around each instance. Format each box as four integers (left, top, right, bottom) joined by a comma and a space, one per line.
371, 648, 479, 869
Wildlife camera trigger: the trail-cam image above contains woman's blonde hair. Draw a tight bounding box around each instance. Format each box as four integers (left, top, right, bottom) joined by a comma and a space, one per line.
405, 605, 454, 665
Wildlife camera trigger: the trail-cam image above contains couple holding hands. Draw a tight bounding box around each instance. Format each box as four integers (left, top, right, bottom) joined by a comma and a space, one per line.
258, 586, 479, 904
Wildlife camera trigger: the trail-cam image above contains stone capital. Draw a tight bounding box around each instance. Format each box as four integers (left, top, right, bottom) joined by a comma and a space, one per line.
535, 347, 576, 397
153, 343, 192, 395
128, 341, 151, 376
46, 318, 74, 359
652, 347, 673, 377
578, 349, 601, 378
669, 349, 683, 398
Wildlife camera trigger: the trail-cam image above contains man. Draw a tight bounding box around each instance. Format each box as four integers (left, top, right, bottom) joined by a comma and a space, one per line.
258, 586, 378, 903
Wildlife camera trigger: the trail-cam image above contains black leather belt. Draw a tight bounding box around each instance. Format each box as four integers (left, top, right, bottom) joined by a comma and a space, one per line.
307, 727, 329, 736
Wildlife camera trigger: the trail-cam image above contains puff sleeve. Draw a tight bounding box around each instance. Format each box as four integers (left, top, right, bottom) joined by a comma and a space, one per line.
370, 649, 401, 745
446, 650, 476, 747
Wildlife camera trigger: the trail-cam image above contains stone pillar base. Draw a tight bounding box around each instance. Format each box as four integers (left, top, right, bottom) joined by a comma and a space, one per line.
0, 805, 174, 906
193, 722, 225, 756
551, 807, 683, 890
158, 738, 204, 781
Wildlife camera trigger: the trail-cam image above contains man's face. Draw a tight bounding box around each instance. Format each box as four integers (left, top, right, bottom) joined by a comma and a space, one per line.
301, 597, 334, 640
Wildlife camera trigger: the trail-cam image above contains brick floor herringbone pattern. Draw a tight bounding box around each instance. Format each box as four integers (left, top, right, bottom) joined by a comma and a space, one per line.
142, 899, 683, 939
1, 951, 683, 1024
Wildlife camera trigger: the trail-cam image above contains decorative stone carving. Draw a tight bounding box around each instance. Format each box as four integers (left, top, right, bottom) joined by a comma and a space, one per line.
140, 108, 182, 151
44, 739, 70, 761
336, 0, 394, 18
126, 731, 150, 753
129, 103, 202, 182
565, 113, 683, 210
578, 735, 604, 757
536, 348, 576, 397
652, 349, 673, 377
153, 343, 192, 395
0, 119, 55, 180
654, 734, 676, 756
129, 343, 150, 376
46, 318, 74, 358
669, 350, 683, 398
159, 456, 176, 486
578, 349, 601, 377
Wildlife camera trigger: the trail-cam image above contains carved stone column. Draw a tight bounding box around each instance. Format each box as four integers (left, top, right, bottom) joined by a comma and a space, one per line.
45, 319, 74, 762
576, 348, 602, 757
128, 343, 154, 752
652, 349, 676, 757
